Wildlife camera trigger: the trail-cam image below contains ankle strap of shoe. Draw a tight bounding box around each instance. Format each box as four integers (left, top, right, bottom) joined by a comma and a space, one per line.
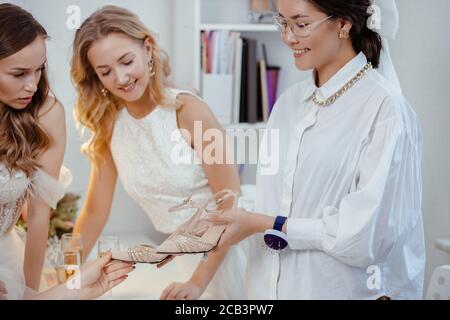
168, 194, 196, 212
204, 189, 238, 213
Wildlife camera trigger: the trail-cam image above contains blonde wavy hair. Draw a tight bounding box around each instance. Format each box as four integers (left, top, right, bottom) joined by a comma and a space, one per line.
71, 5, 173, 167
0, 3, 52, 177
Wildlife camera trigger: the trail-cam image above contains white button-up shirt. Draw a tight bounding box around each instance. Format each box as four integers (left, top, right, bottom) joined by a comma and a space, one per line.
246, 53, 425, 300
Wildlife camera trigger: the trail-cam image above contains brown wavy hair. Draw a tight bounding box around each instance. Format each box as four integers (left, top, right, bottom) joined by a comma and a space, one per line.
0, 3, 52, 177
71, 5, 172, 167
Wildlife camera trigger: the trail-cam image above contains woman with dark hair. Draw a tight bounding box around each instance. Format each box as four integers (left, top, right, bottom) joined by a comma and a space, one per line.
0, 3, 133, 300
208, 0, 425, 299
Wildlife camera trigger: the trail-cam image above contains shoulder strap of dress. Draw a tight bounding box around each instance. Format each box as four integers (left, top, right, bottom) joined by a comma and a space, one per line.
166, 88, 204, 106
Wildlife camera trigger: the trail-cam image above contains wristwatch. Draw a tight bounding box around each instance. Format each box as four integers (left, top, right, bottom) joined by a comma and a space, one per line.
263, 216, 288, 250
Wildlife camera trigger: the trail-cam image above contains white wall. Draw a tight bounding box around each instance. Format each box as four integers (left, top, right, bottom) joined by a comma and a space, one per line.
393, 0, 450, 291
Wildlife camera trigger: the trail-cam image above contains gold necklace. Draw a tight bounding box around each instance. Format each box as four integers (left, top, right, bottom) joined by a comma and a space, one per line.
309, 62, 373, 107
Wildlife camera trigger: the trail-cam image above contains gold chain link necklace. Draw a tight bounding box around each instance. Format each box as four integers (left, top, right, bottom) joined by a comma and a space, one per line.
309, 62, 373, 107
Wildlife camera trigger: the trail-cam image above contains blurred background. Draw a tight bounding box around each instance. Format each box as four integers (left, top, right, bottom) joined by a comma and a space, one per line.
8, 0, 450, 296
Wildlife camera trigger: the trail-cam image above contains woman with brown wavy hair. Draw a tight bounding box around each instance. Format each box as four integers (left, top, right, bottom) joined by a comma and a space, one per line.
71, 5, 246, 300
0, 3, 133, 300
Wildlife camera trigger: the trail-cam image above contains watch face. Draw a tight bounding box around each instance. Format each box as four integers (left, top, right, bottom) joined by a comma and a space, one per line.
264, 232, 288, 250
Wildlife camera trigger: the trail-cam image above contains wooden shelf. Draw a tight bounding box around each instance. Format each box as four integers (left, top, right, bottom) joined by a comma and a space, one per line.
200, 23, 277, 32
223, 122, 267, 130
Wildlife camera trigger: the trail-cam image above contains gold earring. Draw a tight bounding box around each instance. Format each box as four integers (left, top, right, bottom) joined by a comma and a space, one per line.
148, 59, 156, 78
339, 30, 349, 39
101, 87, 108, 97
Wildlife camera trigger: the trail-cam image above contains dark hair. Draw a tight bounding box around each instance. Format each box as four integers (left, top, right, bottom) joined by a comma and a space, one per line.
0, 3, 52, 176
308, 0, 382, 68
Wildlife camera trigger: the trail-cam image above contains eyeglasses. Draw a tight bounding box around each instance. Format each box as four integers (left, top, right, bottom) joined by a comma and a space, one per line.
272, 15, 333, 38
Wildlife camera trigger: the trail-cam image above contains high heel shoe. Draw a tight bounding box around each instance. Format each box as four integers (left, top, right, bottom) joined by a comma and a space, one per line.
156, 189, 238, 255
112, 244, 171, 264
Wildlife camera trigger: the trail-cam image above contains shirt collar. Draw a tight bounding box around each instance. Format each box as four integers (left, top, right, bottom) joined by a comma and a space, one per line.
301, 52, 368, 102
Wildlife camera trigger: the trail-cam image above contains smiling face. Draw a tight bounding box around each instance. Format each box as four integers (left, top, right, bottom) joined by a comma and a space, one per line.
87, 33, 153, 103
0, 36, 47, 110
277, 0, 348, 71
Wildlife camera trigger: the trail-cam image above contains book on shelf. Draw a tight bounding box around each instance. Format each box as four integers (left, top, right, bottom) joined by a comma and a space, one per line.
200, 31, 280, 125
238, 37, 248, 124
200, 30, 238, 124
259, 59, 269, 123
261, 43, 280, 118
232, 37, 243, 124
245, 38, 258, 123
266, 64, 280, 116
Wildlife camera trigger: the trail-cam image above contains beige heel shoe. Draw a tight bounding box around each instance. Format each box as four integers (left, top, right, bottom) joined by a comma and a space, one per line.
112, 244, 171, 264
156, 190, 238, 255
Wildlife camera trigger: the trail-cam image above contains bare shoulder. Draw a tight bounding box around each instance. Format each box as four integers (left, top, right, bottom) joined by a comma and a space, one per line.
176, 93, 221, 130
34, 96, 66, 178
38, 95, 66, 137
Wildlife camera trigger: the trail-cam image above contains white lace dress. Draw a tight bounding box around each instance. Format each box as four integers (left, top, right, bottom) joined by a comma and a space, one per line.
0, 163, 65, 299
110, 88, 247, 299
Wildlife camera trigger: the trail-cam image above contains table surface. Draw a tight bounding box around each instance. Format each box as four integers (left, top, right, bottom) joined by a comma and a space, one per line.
92, 233, 211, 300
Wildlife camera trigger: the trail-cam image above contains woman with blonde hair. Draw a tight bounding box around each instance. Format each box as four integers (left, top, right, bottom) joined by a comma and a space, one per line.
71, 5, 246, 300
0, 3, 133, 300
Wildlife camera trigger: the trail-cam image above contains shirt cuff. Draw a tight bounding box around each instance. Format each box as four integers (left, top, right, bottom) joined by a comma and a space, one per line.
286, 218, 324, 251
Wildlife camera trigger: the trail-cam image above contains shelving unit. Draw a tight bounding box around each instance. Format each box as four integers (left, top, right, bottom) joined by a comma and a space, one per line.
173, 0, 309, 183
174, 0, 308, 129
199, 23, 277, 32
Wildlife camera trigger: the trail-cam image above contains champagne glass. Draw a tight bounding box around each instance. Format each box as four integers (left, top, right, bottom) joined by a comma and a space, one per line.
61, 233, 84, 263
97, 235, 120, 258
56, 250, 81, 284
97, 236, 120, 300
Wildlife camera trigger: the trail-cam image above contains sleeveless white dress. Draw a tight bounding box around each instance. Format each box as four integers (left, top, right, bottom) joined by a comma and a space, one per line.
110, 88, 247, 299
0, 163, 65, 299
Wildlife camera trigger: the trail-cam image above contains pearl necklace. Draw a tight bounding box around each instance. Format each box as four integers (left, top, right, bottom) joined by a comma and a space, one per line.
309, 62, 373, 107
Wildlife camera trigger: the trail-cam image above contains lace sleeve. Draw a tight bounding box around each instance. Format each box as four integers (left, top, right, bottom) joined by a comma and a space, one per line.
30, 166, 71, 209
